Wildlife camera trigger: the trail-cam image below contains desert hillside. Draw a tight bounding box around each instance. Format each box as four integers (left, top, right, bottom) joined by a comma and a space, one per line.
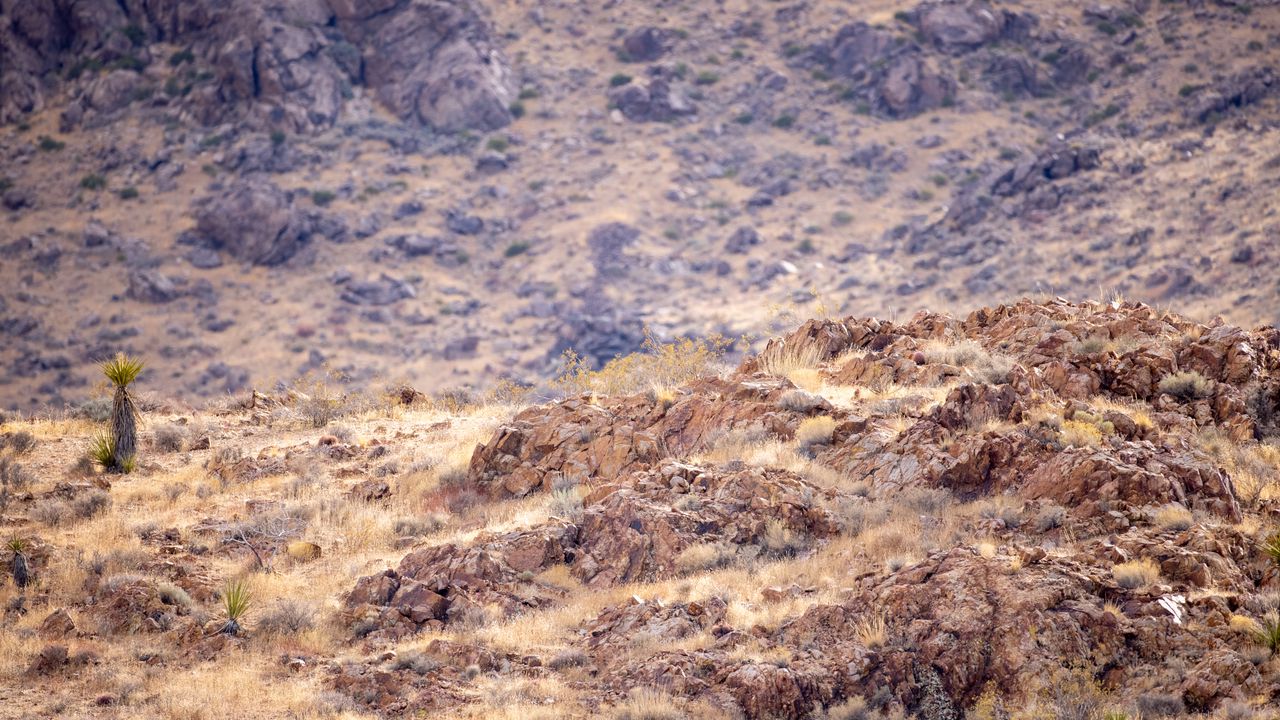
3, 0, 1280, 410
1, 298, 1280, 718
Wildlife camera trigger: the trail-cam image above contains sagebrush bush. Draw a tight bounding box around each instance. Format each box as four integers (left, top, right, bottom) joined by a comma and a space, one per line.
0, 456, 33, 490
675, 542, 736, 574
761, 519, 809, 558
153, 424, 185, 453
923, 339, 1015, 384
557, 332, 730, 397
1158, 371, 1213, 401
1, 431, 35, 455
257, 599, 316, 636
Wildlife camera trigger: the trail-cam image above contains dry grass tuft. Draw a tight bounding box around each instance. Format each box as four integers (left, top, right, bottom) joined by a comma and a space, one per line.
1153, 504, 1193, 531
795, 415, 837, 447
1159, 371, 1214, 401
1112, 558, 1160, 589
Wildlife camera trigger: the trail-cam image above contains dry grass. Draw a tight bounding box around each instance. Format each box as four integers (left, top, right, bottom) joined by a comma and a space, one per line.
1154, 504, 1193, 531
795, 415, 837, 447
1112, 558, 1161, 589
1059, 419, 1103, 447
557, 333, 730, 397
1199, 430, 1280, 508
921, 339, 1015, 384
854, 612, 887, 648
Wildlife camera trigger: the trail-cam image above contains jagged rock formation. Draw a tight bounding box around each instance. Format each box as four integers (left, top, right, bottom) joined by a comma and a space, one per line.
338, 299, 1280, 717
0, 0, 513, 132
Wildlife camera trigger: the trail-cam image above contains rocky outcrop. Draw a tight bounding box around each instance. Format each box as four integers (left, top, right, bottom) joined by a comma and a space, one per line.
190, 179, 315, 266
1, 0, 514, 133
821, 23, 954, 118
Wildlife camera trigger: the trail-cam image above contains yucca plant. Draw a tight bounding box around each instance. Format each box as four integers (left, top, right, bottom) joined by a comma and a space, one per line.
89, 434, 116, 471
7, 537, 30, 589
101, 353, 143, 473
222, 580, 252, 635
1262, 533, 1280, 566
1255, 612, 1280, 656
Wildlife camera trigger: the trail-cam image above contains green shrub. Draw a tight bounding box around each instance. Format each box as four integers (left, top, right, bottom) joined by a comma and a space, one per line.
270, 129, 286, 146
486, 137, 509, 152
509, 101, 526, 118
38, 136, 66, 152
504, 241, 530, 257
609, 73, 632, 87
80, 174, 107, 190
773, 114, 795, 129
695, 70, 719, 85
311, 190, 336, 207
118, 186, 139, 200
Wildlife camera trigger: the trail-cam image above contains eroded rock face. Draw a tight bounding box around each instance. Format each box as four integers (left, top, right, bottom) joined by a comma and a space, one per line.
1, 0, 513, 133
337, 300, 1280, 717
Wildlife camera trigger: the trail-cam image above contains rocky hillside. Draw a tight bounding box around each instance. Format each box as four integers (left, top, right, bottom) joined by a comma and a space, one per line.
2, 299, 1280, 718
3, 0, 1280, 413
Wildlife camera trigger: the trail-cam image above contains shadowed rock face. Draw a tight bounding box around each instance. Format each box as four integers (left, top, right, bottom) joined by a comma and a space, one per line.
338, 299, 1280, 717
0, 0, 513, 132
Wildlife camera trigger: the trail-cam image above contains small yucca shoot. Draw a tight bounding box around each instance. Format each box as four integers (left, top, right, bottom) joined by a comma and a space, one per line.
7, 537, 30, 589
222, 580, 252, 635
1256, 612, 1280, 656
1262, 534, 1280, 565
89, 434, 116, 471
101, 353, 143, 473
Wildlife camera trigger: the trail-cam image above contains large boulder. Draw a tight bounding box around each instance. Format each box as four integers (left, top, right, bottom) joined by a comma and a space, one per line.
192, 180, 314, 266
362, 0, 514, 132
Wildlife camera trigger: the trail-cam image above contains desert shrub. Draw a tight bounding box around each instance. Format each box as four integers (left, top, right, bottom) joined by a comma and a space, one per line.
1112, 558, 1160, 589
1159, 371, 1214, 401
1135, 692, 1185, 717
391, 650, 439, 675
556, 331, 730, 397
311, 189, 336, 207
31, 498, 69, 526
152, 424, 185, 453
778, 388, 826, 413
257, 599, 316, 636
78, 397, 113, 422
1059, 419, 1103, 447
823, 697, 872, 720
795, 415, 837, 447
1153, 504, 1193, 531
1199, 432, 1280, 508
72, 489, 111, 519
674, 542, 736, 574
0, 456, 33, 490
156, 582, 193, 608
393, 514, 447, 537
761, 519, 809, 558
548, 487, 584, 521
612, 688, 685, 720
80, 173, 107, 190
1, 431, 35, 455
548, 649, 589, 670
1263, 534, 1280, 566
922, 340, 1014, 384
291, 371, 368, 428
609, 73, 632, 87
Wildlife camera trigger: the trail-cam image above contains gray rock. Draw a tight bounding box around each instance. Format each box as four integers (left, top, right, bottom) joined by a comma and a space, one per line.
340, 274, 415, 306
193, 179, 314, 266
126, 269, 180, 303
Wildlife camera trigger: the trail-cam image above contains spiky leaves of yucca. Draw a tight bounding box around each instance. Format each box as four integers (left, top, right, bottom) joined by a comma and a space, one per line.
222, 580, 252, 635
7, 537, 30, 589
101, 354, 143, 473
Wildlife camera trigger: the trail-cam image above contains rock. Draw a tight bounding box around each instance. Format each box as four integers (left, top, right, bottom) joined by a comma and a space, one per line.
188, 248, 223, 269
126, 269, 180, 303
608, 78, 695, 122
362, 0, 515, 132
620, 27, 672, 62
38, 609, 76, 639
392, 580, 449, 623
193, 179, 315, 266
726, 227, 761, 254
349, 479, 391, 502
339, 274, 415, 305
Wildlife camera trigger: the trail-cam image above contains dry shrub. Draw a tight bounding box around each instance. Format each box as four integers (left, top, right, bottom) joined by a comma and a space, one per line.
795, 415, 837, 447
757, 339, 829, 387
257, 599, 316, 636
1112, 558, 1160, 589
922, 339, 1015, 384
1, 431, 35, 455
152, 424, 185, 453
1199, 430, 1280, 508
611, 687, 685, 720
760, 519, 809, 558
854, 613, 887, 648
1153, 504, 1193, 531
1059, 420, 1103, 447
557, 332, 730, 397
675, 542, 736, 574
1158, 371, 1214, 401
